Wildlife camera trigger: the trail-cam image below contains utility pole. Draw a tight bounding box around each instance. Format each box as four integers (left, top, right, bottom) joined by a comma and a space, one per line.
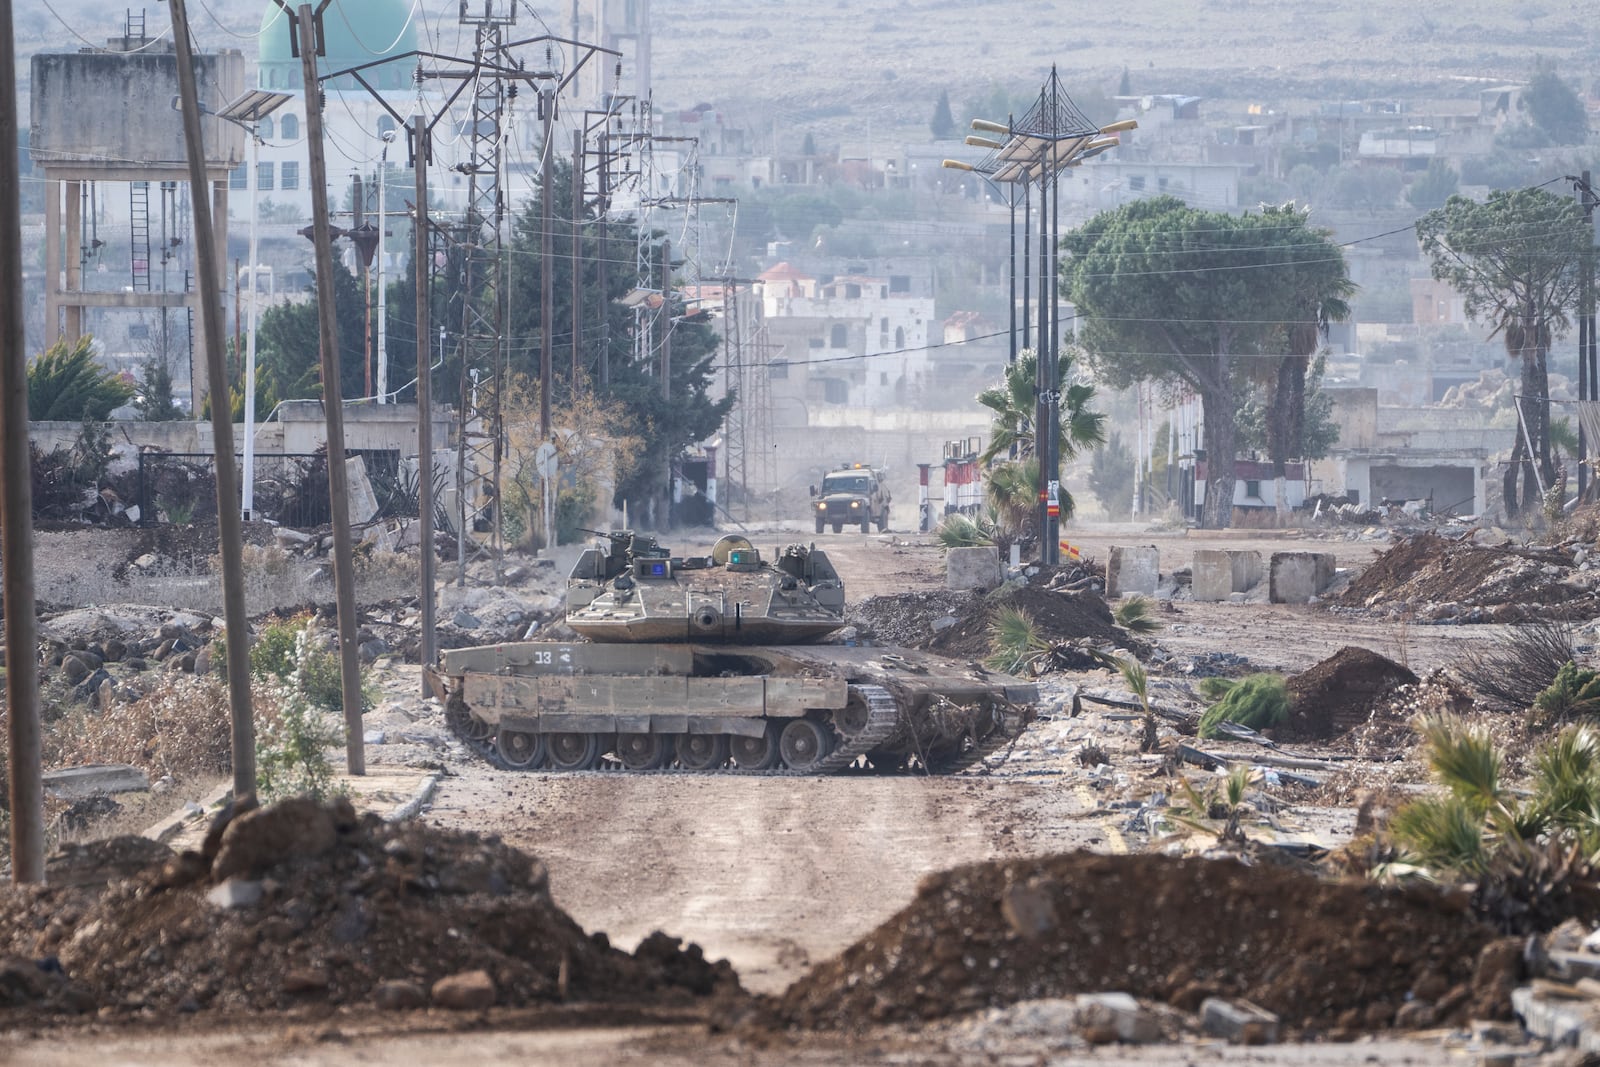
290, 1, 365, 775
1579, 171, 1596, 500
660, 237, 672, 529
1, 0, 45, 883
412, 116, 437, 693
572, 127, 585, 385
171, 0, 258, 800
540, 84, 555, 437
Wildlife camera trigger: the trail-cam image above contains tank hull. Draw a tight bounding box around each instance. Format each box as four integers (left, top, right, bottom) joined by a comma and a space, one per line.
432, 641, 1037, 775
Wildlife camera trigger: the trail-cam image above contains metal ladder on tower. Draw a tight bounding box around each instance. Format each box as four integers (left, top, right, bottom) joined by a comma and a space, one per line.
129, 182, 151, 291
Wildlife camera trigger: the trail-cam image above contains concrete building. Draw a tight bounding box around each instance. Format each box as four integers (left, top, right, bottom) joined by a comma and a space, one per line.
30, 34, 247, 410
753, 261, 936, 410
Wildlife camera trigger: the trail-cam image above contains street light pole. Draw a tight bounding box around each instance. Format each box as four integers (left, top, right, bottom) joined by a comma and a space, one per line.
243, 122, 260, 517
377, 130, 394, 402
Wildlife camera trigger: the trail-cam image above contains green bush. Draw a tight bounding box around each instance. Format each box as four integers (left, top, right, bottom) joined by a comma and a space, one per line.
250, 617, 305, 681
1197, 674, 1290, 738
1532, 662, 1600, 729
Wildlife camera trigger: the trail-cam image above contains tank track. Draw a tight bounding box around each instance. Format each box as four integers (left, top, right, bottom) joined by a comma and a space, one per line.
922, 704, 1031, 775
446, 682, 904, 776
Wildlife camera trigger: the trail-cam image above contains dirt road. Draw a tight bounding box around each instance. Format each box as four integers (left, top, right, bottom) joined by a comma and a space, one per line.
428, 770, 1103, 993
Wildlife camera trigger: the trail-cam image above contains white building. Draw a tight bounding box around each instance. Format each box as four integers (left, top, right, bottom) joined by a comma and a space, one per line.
754, 262, 934, 409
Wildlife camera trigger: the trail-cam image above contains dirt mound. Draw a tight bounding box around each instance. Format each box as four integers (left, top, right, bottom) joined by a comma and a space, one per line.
0, 798, 738, 1021
849, 590, 973, 647
1339, 533, 1598, 622
777, 852, 1505, 1035
922, 584, 1124, 659
1277, 646, 1419, 742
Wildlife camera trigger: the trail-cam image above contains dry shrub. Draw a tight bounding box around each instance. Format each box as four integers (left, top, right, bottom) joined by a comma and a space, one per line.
1454, 622, 1575, 716
353, 547, 419, 601
45, 674, 233, 781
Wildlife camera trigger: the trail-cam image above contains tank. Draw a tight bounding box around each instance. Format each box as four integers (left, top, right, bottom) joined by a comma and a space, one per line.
430, 532, 1036, 774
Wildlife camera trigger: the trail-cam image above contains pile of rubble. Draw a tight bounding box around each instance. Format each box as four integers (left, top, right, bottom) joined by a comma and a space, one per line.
777, 851, 1514, 1037
850, 567, 1129, 662
0, 798, 737, 1019
1338, 532, 1600, 622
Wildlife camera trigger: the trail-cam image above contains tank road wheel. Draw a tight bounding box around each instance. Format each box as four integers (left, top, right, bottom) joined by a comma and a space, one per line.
730, 724, 781, 770
447, 695, 494, 742
833, 686, 876, 739
676, 733, 729, 771
546, 732, 603, 771
615, 732, 674, 771
779, 718, 835, 772
497, 729, 546, 770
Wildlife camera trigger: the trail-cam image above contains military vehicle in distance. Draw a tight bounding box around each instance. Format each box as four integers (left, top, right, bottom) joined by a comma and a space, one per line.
811, 463, 891, 534
431, 531, 1034, 774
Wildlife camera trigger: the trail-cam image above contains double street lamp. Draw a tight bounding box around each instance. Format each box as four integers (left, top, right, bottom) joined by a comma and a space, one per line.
942, 70, 1136, 565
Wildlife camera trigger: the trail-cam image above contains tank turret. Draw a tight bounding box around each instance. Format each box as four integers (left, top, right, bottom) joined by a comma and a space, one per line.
565, 533, 845, 644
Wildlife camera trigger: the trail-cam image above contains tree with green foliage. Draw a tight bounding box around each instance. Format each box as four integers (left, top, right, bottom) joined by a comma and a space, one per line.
1416, 188, 1587, 516
255, 260, 369, 402
930, 90, 956, 140
1326, 165, 1402, 214
501, 169, 729, 508
1525, 58, 1590, 146
1063, 197, 1354, 527
975, 348, 1104, 547
135, 355, 182, 421
27, 336, 134, 421
1089, 431, 1135, 517
975, 348, 1104, 464
1406, 158, 1460, 212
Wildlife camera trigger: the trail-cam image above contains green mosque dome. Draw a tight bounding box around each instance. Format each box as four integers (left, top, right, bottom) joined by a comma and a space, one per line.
258, 0, 418, 91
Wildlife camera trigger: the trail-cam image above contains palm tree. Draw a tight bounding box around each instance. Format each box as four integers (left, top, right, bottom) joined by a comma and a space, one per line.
1265, 221, 1356, 514
976, 348, 1106, 465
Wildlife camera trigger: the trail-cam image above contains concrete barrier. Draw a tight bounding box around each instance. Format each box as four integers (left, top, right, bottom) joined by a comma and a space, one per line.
1269, 552, 1336, 604
1107, 545, 1159, 598
1192, 549, 1263, 602
946, 545, 1001, 591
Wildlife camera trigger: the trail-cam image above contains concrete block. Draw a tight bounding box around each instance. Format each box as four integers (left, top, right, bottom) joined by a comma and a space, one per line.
1547, 951, 1600, 984
1074, 992, 1159, 1044
1511, 985, 1600, 1048
1107, 545, 1160, 598
206, 877, 263, 909
1192, 550, 1264, 602
1201, 996, 1280, 1044
42, 764, 150, 799
946, 546, 1002, 592
1269, 552, 1336, 604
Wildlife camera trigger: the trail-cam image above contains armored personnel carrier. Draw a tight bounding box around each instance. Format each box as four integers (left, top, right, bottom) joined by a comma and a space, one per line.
430, 531, 1036, 774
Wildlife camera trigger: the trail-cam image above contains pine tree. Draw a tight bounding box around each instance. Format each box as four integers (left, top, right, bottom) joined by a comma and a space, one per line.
930, 90, 955, 140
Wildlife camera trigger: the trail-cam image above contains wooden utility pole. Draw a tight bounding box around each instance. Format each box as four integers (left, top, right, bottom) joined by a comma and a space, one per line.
572, 127, 584, 385
296, 4, 364, 774
171, 0, 258, 804
1, 0, 45, 883
413, 115, 437, 692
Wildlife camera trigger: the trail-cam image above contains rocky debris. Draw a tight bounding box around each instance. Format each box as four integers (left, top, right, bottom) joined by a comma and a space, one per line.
778, 852, 1505, 1035
1337, 532, 1600, 622
0, 798, 740, 1022
1276, 647, 1419, 742
45, 836, 173, 889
